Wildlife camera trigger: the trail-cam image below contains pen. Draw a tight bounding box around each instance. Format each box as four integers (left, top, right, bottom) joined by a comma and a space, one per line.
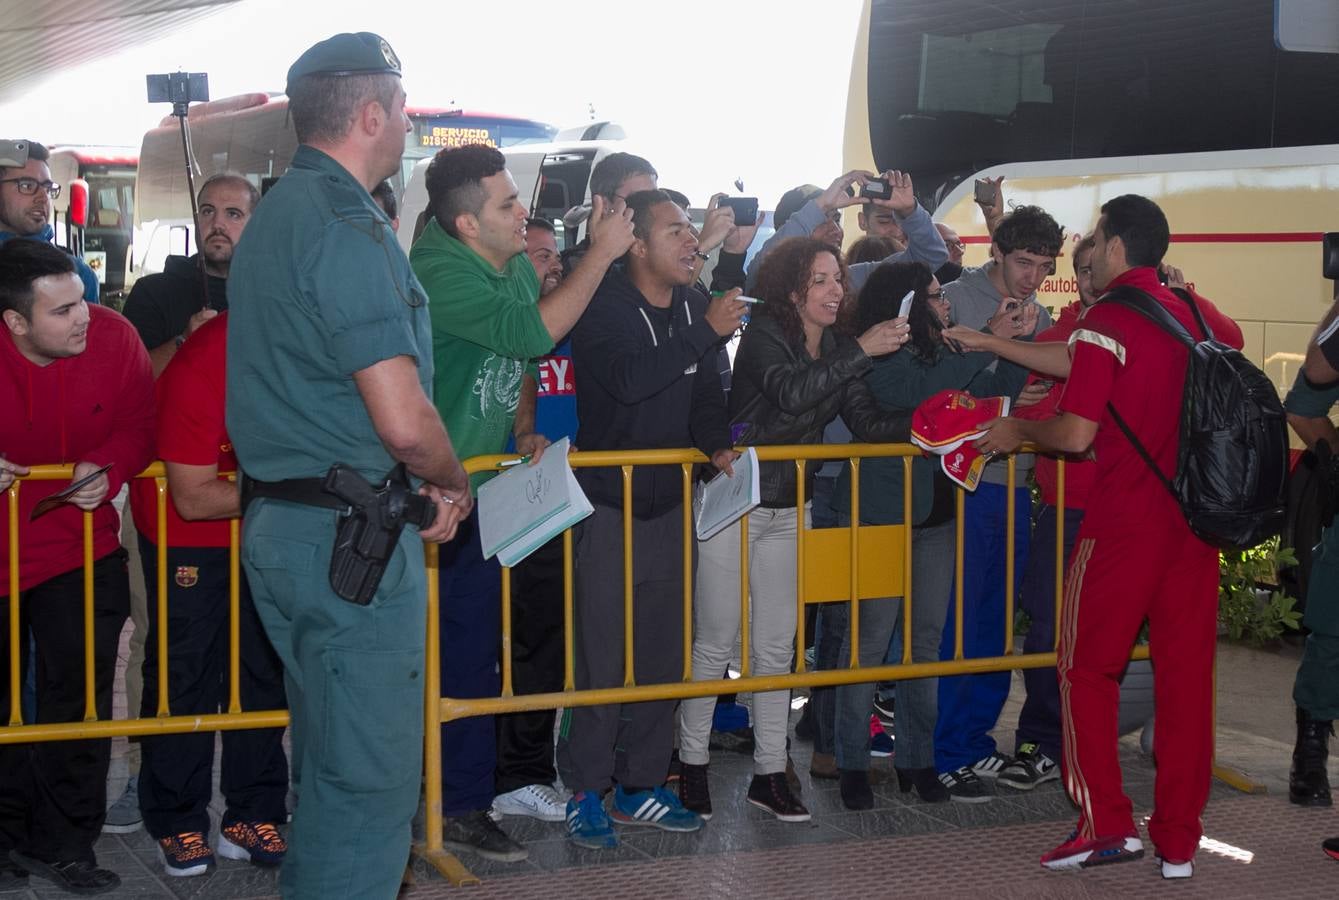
496, 455, 532, 469
737, 296, 765, 305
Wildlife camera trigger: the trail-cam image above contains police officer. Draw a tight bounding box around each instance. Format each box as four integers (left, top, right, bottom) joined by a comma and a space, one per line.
225, 33, 471, 899
1282, 296, 1339, 862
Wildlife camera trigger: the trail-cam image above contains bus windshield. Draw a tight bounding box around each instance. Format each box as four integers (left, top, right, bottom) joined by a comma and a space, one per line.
864, 0, 1339, 204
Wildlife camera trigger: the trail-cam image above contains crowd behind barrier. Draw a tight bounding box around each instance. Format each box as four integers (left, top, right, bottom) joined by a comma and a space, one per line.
4, 445, 1208, 886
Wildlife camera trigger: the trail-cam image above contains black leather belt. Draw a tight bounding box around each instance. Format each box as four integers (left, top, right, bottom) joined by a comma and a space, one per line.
238, 473, 350, 515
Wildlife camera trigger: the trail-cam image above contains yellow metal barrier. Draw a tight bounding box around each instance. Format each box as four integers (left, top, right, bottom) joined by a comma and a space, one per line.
1, 449, 1255, 890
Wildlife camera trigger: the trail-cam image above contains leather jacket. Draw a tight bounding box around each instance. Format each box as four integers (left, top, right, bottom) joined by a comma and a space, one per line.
728, 312, 912, 506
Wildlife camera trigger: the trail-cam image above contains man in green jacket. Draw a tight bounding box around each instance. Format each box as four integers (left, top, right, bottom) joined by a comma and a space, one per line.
409, 143, 634, 861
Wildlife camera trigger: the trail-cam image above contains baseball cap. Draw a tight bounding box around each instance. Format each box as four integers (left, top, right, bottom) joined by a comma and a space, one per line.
910, 389, 1012, 491
773, 184, 822, 230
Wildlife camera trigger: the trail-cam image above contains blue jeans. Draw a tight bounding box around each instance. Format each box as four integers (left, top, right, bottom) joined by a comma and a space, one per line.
832, 518, 955, 770
934, 482, 1030, 772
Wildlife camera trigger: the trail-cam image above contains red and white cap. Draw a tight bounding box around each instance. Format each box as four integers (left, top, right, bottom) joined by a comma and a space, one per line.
910, 389, 1012, 491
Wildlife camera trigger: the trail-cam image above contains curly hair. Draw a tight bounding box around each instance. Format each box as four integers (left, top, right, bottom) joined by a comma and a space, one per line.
993, 204, 1065, 258
751, 237, 849, 350
855, 262, 938, 360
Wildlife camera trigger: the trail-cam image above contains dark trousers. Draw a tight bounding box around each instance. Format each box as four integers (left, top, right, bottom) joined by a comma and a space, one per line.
1014, 505, 1084, 762
558, 504, 688, 793
495, 535, 564, 793
438, 510, 502, 816
136, 536, 288, 838
0, 551, 129, 863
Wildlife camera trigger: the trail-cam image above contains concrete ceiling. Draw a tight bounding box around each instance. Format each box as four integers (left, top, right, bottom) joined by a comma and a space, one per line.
0, 0, 240, 103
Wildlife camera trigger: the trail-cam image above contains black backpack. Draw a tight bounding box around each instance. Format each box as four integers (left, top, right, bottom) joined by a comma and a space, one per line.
1101, 285, 1289, 551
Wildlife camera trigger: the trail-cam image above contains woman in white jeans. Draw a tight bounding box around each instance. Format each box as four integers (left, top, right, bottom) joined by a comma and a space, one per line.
675, 237, 913, 821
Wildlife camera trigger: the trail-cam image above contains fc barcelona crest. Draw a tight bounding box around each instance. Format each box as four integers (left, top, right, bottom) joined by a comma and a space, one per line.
175, 566, 199, 588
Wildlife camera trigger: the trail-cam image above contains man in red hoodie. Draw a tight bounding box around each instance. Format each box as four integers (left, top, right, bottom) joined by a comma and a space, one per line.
0, 239, 154, 894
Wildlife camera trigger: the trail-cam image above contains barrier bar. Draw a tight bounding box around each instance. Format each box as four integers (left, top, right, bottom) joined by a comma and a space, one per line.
228, 519, 241, 714
8, 482, 21, 726
901, 455, 913, 664
793, 458, 808, 672
155, 477, 169, 717
82, 512, 95, 721
1004, 455, 1016, 656
621, 465, 634, 687
681, 463, 693, 682
847, 457, 861, 669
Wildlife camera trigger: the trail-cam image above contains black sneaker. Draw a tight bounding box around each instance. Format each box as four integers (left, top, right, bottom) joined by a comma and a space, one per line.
747, 772, 811, 822
838, 769, 874, 810
677, 762, 713, 821
9, 851, 120, 895
938, 766, 993, 803
872, 692, 896, 727
997, 742, 1060, 791
441, 810, 528, 863
970, 750, 1011, 781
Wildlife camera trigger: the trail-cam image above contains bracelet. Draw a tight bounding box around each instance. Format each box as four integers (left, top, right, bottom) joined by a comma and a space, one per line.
694, 250, 710, 261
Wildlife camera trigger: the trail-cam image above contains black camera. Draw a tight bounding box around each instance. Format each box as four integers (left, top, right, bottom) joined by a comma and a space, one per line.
716, 196, 758, 227
146, 72, 210, 105
860, 178, 892, 201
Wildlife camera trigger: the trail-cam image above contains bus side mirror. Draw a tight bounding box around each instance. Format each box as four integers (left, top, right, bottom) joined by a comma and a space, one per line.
68, 179, 89, 229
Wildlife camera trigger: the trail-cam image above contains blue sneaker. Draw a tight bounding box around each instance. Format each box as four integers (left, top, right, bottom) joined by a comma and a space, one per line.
565, 791, 618, 849
610, 785, 703, 832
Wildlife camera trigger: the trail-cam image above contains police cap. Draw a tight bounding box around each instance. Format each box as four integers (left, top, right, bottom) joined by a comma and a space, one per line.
286, 32, 402, 95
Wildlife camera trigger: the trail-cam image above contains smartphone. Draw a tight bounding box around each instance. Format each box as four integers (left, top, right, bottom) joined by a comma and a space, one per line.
0, 139, 28, 169
717, 196, 758, 227
1157, 267, 1169, 285
1325, 233, 1339, 280
974, 178, 994, 205
860, 178, 892, 201
146, 72, 210, 104
897, 289, 915, 319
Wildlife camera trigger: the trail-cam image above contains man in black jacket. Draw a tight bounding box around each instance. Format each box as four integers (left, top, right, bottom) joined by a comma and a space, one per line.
558, 190, 746, 849
121, 174, 257, 377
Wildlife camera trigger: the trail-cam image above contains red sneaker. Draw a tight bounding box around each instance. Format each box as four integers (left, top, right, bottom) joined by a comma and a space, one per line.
1041, 830, 1144, 870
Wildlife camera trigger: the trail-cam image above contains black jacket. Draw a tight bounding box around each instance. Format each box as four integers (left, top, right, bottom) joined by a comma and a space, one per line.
121, 254, 226, 350
729, 312, 912, 506
573, 270, 731, 518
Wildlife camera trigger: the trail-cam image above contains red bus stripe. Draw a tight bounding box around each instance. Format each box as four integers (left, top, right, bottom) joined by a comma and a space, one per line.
961, 232, 1322, 244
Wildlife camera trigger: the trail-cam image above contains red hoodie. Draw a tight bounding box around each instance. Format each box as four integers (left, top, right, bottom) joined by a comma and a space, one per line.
1, 304, 155, 594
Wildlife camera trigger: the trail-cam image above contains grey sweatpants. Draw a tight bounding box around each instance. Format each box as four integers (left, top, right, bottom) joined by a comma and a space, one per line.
558, 503, 690, 794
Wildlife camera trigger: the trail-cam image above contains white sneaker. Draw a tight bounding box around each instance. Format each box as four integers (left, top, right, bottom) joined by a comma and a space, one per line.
1160, 858, 1194, 879
492, 784, 569, 822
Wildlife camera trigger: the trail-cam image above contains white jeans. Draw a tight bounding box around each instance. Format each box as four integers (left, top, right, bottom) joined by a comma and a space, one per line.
678, 505, 805, 775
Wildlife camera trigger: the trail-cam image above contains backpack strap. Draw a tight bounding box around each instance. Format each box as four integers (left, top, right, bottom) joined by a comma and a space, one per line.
1095, 284, 1192, 499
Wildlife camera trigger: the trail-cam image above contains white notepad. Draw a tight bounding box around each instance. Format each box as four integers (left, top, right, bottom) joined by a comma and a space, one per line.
478, 438, 593, 567
694, 447, 761, 541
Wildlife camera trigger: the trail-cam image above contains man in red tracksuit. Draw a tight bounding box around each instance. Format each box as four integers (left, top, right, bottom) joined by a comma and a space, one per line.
976, 194, 1242, 880
0, 239, 154, 894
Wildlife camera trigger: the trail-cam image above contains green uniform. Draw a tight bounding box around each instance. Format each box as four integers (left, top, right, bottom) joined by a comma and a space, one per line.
1284, 371, 1339, 719
226, 145, 432, 899
410, 217, 549, 484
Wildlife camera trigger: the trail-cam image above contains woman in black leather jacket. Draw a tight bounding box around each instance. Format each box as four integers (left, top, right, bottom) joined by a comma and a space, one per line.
675, 237, 913, 823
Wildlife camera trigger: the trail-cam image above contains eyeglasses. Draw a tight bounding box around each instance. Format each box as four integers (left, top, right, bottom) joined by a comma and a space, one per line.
926, 290, 949, 303
0, 178, 61, 199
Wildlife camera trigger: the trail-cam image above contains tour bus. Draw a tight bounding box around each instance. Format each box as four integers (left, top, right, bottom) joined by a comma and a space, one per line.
843, 0, 1339, 391
132, 93, 554, 283
47, 145, 137, 297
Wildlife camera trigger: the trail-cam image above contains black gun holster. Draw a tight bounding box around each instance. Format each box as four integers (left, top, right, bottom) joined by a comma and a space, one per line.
240, 463, 436, 605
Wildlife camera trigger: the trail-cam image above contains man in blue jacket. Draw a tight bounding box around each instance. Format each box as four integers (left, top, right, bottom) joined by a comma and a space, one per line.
0, 141, 99, 303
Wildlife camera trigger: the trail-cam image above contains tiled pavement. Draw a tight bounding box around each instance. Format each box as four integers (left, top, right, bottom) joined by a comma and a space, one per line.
2, 638, 1334, 898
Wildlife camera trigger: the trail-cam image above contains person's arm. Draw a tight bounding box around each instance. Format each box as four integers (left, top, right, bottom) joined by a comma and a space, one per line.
746, 170, 875, 288
839, 376, 913, 443
941, 329, 1073, 378
146, 308, 218, 378
353, 356, 469, 500
574, 290, 744, 405
535, 194, 636, 342
976, 410, 1099, 456
1284, 355, 1339, 451
689, 342, 734, 468
976, 176, 1006, 237
864, 349, 996, 411
883, 202, 948, 271
511, 372, 551, 464
166, 462, 238, 520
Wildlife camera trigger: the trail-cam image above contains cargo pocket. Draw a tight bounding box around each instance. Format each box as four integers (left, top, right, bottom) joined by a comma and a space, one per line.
318, 646, 423, 793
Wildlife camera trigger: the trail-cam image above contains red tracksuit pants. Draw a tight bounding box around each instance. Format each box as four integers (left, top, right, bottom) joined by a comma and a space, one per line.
1058, 522, 1219, 862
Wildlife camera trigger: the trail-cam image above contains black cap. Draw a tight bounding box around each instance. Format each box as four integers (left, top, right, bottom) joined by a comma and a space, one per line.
286, 32, 402, 96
